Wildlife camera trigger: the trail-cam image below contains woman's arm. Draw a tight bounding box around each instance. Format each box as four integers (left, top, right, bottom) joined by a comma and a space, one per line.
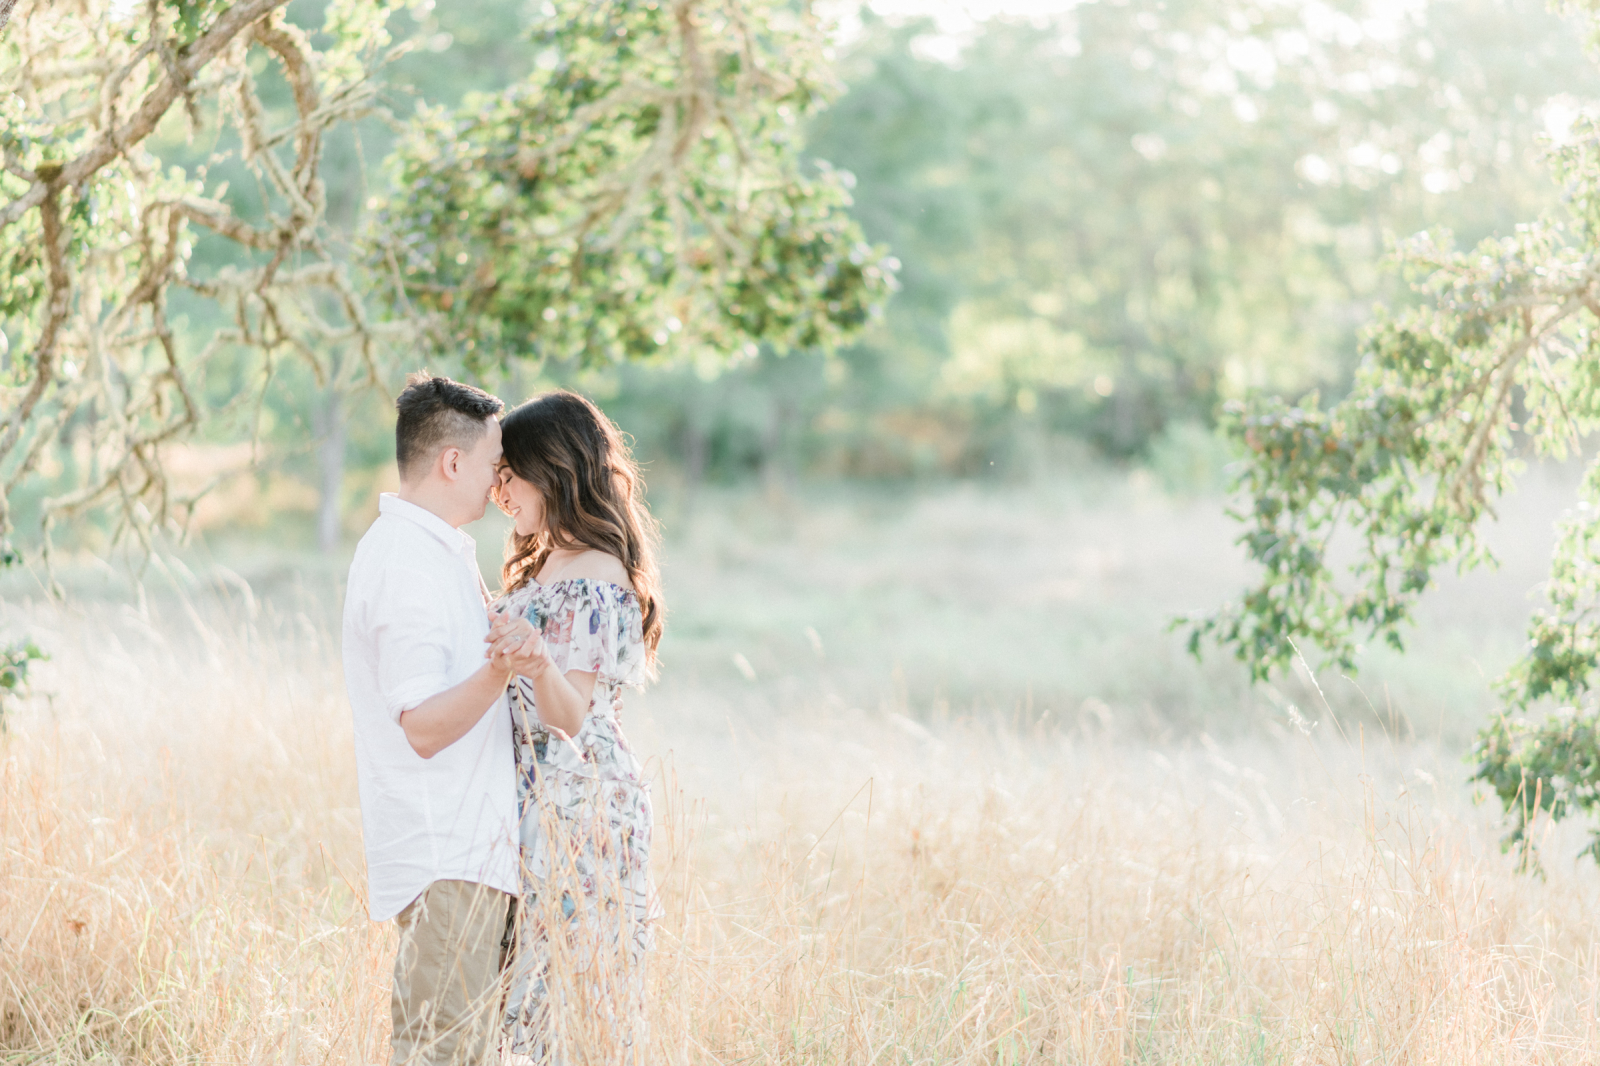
521, 660, 598, 739
486, 610, 597, 738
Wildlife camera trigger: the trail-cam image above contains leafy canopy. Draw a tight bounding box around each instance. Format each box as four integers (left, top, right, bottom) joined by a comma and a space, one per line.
372, 0, 895, 372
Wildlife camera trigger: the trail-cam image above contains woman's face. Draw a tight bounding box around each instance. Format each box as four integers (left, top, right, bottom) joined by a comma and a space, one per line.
495, 464, 546, 537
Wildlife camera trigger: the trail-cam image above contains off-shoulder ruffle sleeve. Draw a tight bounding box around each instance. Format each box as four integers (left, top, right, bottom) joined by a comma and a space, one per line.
533, 580, 649, 688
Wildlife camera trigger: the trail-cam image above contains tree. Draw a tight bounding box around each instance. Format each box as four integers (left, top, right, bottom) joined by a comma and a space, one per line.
0, 0, 891, 566
372, 0, 895, 372
1, 0, 397, 570
1188, 0, 1600, 868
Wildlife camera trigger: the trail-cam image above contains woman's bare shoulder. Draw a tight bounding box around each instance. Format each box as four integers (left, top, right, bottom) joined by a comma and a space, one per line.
560, 550, 633, 591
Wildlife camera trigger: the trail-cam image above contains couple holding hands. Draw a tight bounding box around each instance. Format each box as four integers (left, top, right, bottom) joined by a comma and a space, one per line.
342, 375, 662, 1065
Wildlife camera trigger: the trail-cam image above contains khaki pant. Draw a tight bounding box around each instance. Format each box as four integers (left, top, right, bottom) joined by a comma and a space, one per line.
391, 879, 516, 1066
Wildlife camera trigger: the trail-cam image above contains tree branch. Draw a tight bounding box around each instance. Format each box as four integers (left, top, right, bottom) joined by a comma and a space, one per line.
0, 0, 286, 231
0, 180, 70, 507
167, 196, 279, 250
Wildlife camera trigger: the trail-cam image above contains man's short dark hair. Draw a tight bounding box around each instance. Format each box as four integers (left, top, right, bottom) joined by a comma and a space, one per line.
395, 373, 504, 480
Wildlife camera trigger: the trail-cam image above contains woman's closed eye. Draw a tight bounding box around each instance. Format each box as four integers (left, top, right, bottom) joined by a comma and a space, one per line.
491, 465, 512, 511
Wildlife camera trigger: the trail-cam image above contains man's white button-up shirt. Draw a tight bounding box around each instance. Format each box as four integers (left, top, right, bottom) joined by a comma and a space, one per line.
342, 493, 519, 921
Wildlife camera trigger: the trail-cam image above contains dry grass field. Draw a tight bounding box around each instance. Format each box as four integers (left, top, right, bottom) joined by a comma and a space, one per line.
4, 469, 1599, 1063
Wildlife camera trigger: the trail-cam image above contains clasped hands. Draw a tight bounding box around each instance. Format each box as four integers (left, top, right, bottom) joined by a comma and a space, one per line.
483, 609, 551, 676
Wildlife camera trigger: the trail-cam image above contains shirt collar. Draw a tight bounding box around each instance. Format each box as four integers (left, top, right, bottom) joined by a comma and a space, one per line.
379, 493, 476, 554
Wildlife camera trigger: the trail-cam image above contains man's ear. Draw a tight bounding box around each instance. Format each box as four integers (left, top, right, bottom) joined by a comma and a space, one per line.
439, 445, 463, 482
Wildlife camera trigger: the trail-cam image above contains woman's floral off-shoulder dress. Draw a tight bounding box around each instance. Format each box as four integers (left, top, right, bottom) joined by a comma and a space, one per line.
496, 578, 656, 1063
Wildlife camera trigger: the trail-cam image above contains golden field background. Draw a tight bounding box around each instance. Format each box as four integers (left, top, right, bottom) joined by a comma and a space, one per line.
3, 470, 1599, 1063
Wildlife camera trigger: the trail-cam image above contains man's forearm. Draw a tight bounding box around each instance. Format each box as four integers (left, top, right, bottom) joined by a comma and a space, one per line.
398, 663, 509, 759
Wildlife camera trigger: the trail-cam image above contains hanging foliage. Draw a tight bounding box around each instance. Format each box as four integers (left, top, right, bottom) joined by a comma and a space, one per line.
0, 0, 411, 570
1188, 0, 1600, 870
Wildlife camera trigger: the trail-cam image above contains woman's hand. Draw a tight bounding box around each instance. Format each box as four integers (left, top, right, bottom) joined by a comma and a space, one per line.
485, 609, 549, 676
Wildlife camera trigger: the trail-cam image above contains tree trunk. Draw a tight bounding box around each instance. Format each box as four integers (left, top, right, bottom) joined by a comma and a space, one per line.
1111, 353, 1142, 455
315, 386, 346, 553
762, 397, 793, 500
684, 418, 708, 487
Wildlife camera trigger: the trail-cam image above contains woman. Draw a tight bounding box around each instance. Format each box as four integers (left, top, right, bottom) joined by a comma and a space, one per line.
488, 390, 663, 1063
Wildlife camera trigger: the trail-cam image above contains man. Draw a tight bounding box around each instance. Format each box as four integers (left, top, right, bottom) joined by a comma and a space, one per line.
342, 373, 539, 1066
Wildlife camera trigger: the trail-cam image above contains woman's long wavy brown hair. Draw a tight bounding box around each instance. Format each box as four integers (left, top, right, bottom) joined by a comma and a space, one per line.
497, 390, 663, 662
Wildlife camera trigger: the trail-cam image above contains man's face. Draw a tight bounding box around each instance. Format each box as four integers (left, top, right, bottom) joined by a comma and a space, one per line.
455, 418, 503, 524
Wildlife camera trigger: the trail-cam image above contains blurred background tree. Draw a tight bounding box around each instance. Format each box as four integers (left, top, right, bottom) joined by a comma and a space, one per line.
6, 0, 1598, 556
600, 0, 1597, 485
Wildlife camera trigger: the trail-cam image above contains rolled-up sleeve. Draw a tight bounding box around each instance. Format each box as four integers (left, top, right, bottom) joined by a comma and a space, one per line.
371, 569, 456, 722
